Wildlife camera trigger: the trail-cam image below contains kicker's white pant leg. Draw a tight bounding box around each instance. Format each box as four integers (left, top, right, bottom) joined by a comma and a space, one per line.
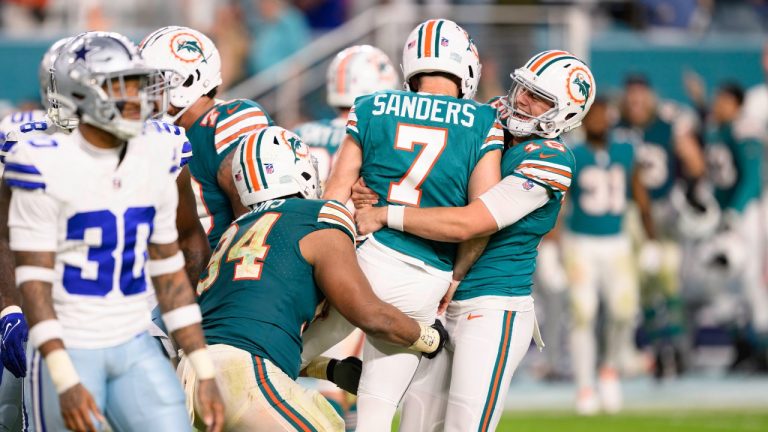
398, 347, 452, 432
740, 203, 768, 331
178, 344, 343, 432
354, 239, 450, 432
443, 308, 534, 432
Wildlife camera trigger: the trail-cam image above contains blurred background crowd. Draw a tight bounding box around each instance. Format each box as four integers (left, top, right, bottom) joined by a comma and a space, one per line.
2, 0, 768, 415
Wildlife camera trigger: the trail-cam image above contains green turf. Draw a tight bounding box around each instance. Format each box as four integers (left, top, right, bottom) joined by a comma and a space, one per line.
393, 410, 768, 431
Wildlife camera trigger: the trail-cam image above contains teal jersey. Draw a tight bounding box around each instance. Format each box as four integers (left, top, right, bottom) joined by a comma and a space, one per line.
705, 122, 763, 213
614, 116, 676, 201
198, 198, 356, 379
293, 117, 346, 183
457, 138, 575, 299
567, 141, 634, 236
348, 90, 504, 271
187, 99, 274, 249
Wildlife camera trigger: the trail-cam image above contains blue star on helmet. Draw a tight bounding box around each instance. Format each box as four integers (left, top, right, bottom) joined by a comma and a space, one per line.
176, 39, 207, 63
74, 46, 90, 62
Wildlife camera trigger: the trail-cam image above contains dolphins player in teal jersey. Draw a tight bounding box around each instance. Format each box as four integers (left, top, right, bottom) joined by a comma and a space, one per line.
563, 97, 656, 414
297, 19, 504, 431
614, 75, 706, 377
295, 45, 398, 185
140, 26, 274, 249
178, 126, 448, 431
355, 50, 596, 432
704, 83, 768, 368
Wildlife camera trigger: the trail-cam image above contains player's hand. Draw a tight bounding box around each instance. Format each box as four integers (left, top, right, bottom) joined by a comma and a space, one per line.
196, 378, 225, 432
437, 280, 460, 316
355, 206, 387, 235
59, 383, 106, 432
328, 356, 362, 395
351, 178, 378, 209
0, 308, 28, 377
423, 319, 449, 359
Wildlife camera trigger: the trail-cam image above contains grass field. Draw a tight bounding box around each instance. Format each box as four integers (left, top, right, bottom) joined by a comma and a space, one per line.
393, 410, 768, 431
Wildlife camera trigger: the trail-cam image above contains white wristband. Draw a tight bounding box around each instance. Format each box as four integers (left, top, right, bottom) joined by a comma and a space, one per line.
162, 303, 202, 333
387, 205, 405, 232
147, 251, 185, 277
409, 323, 440, 354
45, 349, 80, 394
15, 266, 57, 286
0, 305, 22, 318
29, 319, 64, 349
188, 348, 216, 380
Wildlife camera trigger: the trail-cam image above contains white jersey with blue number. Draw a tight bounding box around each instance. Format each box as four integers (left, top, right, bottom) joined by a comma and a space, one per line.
5, 128, 181, 349
0, 110, 48, 175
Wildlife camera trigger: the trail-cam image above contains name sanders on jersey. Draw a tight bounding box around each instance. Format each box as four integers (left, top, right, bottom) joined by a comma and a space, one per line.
370, 93, 476, 127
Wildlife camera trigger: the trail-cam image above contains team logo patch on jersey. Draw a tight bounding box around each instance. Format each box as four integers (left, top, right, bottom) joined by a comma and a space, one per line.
171, 32, 207, 63
566, 66, 592, 110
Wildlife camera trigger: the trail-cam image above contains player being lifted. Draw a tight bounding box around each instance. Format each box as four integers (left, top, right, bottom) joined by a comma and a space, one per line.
140, 26, 274, 249
294, 45, 398, 185
178, 126, 448, 431
298, 19, 504, 431
563, 97, 656, 414
355, 50, 596, 431
5, 32, 224, 431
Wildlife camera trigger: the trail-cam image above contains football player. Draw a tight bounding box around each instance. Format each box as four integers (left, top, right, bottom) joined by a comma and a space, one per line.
293, 44, 398, 429
355, 50, 596, 431
5, 32, 223, 431
177, 126, 449, 431
563, 97, 655, 414
297, 19, 504, 431
140, 26, 274, 250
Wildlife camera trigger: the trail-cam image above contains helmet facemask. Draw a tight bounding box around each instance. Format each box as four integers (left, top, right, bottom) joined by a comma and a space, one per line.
501, 74, 559, 138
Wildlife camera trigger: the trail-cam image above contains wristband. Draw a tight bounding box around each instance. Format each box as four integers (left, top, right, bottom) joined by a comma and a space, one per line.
387, 206, 405, 232
409, 323, 440, 354
0, 305, 22, 318
45, 349, 80, 394
162, 303, 202, 334
29, 319, 63, 349
147, 251, 184, 277
188, 348, 216, 380
15, 266, 57, 286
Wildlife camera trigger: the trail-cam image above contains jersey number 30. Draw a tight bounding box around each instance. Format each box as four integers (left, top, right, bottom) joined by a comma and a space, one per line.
387, 124, 447, 206
197, 213, 281, 294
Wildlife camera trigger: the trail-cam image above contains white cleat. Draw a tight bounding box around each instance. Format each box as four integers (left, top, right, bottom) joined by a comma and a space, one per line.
598, 367, 623, 414
576, 387, 600, 416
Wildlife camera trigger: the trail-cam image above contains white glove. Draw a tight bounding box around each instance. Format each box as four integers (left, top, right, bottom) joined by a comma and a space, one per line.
638, 241, 663, 274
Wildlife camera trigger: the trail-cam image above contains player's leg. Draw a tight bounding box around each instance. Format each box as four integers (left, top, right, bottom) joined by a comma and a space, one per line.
398, 315, 455, 432
443, 308, 534, 432
739, 203, 768, 355
300, 306, 357, 370
179, 344, 343, 432
354, 240, 450, 432
599, 235, 639, 413
27, 347, 108, 431
564, 234, 600, 414
0, 366, 26, 431
103, 333, 189, 431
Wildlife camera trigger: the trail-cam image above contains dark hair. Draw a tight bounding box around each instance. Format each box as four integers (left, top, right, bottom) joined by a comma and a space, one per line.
718, 82, 744, 106
205, 86, 219, 99
409, 72, 462, 96
624, 73, 650, 88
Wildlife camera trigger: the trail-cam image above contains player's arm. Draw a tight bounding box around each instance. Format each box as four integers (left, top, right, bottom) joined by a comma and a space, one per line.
674, 126, 706, 179
175, 166, 211, 283
323, 134, 363, 202
218, 149, 250, 219
631, 165, 657, 240
301, 229, 447, 356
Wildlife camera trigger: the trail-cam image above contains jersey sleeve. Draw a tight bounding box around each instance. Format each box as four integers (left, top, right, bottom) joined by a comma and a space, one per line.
3, 140, 48, 191
513, 141, 574, 201
346, 94, 375, 146
144, 120, 193, 170
480, 118, 505, 157
316, 200, 357, 243
214, 99, 273, 156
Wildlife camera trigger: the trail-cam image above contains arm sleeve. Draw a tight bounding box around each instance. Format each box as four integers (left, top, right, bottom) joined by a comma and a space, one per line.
478, 174, 551, 230
8, 189, 59, 251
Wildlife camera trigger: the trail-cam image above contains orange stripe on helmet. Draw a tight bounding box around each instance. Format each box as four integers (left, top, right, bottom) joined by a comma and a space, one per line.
245, 133, 261, 191
424, 20, 436, 58
529, 50, 569, 73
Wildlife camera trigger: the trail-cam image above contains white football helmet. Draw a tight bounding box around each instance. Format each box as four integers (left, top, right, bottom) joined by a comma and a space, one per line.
139, 26, 222, 122
51, 32, 167, 140
233, 126, 321, 208
401, 19, 481, 100
327, 45, 398, 108
502, 50, 596, 139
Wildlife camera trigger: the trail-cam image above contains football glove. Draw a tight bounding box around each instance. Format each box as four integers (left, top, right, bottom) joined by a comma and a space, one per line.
0, 307, 28, 378
423, 319, 449, 359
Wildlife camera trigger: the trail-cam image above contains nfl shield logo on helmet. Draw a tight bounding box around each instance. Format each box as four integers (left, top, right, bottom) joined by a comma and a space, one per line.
440, 37, 449, 47
265, 163, 274, 174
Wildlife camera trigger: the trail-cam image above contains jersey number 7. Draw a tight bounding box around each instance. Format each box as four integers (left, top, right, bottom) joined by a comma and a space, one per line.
387, 124, 447, 206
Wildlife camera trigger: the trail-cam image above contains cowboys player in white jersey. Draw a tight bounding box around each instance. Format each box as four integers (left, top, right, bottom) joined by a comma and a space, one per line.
4, 32, 224, 431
